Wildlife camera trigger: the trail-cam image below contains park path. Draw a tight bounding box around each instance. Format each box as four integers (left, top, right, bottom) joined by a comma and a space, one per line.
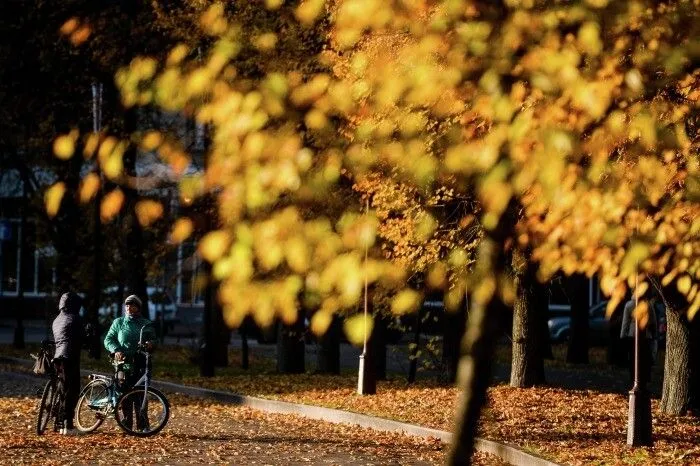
0, 371, 506, 465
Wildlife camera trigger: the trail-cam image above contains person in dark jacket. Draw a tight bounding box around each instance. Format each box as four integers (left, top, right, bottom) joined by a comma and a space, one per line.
51, 292, 84, 435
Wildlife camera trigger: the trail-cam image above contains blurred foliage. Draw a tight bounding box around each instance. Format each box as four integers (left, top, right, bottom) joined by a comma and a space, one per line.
47, 0, 700, 338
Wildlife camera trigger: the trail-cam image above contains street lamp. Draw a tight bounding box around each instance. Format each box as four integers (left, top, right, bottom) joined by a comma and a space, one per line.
357, 198, 375, 395
627, 273, 653, 447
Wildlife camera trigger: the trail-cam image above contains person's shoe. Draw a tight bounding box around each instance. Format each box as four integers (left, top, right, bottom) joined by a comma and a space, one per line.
61, 428, 82, 436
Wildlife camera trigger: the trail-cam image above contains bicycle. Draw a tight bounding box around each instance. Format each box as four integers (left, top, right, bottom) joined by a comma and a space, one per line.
74, 323, 170, 437
34, 340, 68, 435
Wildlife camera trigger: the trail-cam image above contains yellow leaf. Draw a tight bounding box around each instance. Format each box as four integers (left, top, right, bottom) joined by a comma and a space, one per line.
213, 256, 235, 281
677, 274, 692, 296
310, 311, 333, 336
198, 230, 231, 263
285, 237, 310, 273
295, 0, 325, 25
102, 152, 123, 180
344, 313, 374, 347
44, 182, 66, 218
265, 0, 283, 9
53, 135, 75, 160
391, 289, 422, 315
100, 189, 124, 223
79, 173, 100, 203
620, 242, 650, 278
170, 218, 194, 244
135, 200, 163, 227
688, 296, 700, 321
83, 133, 99, 159
427, 262, 447, 289
632, 301, 650, 329
223, 304, 246, 328
60, 17, 79, 35
140, 131, 163, 151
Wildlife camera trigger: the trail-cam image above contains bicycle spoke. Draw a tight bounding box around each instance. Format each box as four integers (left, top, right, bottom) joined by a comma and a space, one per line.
115, 388, 169, 437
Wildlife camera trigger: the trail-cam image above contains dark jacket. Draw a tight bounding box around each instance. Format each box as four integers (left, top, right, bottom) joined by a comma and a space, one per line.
52, 292, 84, 360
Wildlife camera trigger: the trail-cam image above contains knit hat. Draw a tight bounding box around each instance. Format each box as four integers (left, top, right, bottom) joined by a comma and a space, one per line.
124, 294, 142, 308
59, 292, 82, 314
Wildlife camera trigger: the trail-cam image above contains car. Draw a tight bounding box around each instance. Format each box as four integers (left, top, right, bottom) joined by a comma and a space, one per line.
548, 301, 611, 343
548, 300, 667, 345
97, 286, 178, 329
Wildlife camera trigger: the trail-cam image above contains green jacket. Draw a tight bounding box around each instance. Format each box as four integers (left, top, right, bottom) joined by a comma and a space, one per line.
103, 316, 156, 356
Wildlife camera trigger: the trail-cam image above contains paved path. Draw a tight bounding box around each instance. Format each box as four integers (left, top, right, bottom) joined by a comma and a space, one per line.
0, 371, 448, 465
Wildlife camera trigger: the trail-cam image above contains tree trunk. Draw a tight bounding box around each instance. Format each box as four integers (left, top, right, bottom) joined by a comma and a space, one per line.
317, 315, 340, 374
199, 262, 215, 377
510, 257, 546, 387
408, 309, 422, 384
122, 111, 149, 315
442, 304, 468, 384
448, 234, 512, 465
661, 303, 691, 414
449, 285, 509, 464
13, 177, 27, 349
373, 316, 387, 380
277, 312, 306, 374
240, 319, 250, 370
87, 176, 103, 359
566, 273, 589, 364
213, 296, 229, 367
607, 299, 627, 367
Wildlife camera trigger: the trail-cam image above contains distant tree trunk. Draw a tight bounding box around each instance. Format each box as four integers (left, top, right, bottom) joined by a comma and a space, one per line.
408, 309, 422, 384
607, 299, 626, 367
213, 296, 229, 367
53, 156, 82, 294
442, 303, 468, 384
373, 316, 387, 380
317, 315, 340, 374
661, 298, 691, 414
13, 177, 27, 349
566, 273, 589, 364
510, 255, 545, 388
88, 177, 103, 359
122, 121, 148, 316
277, 311, 305, 374
199, 261, 215, 377
240, 319, 250, 370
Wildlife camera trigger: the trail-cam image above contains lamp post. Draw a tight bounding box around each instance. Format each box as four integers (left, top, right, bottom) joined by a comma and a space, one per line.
627, 272, 653, 446
357, 198, 375, 395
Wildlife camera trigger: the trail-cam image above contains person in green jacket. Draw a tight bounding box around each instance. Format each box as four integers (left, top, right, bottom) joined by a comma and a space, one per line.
104, 294, 156, 430
104, 294, 156, 365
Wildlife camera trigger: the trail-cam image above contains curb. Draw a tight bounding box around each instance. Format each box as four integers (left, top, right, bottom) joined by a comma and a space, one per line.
2, 356, 559, 466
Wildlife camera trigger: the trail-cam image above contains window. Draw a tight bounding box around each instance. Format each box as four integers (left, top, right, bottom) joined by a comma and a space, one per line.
0, 219, 54, 296
0, 221, 19, 293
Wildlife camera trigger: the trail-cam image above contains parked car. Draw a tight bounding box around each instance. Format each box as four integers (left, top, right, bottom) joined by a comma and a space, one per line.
548, 300, 667, 345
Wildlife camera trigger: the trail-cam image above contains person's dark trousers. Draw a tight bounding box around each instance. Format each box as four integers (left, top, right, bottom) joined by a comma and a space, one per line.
62, 358, 81, 429
121, 356, 150, 430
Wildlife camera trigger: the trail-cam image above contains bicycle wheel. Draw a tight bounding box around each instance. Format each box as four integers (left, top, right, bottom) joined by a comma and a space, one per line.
36, 379, 56, 435
75, 379, 110, 433
115, 387, 169, 437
